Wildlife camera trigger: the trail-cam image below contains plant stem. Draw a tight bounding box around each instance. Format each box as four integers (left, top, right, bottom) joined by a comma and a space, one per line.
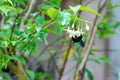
10, 14, 19, 40
9, 62, 29, 80
20, 0, 36, 31
58, 40, 72, 80
75, 0, 102, 80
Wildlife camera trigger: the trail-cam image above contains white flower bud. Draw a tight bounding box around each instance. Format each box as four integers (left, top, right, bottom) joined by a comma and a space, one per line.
62, 19, 66, 25
85, 23, 89, 31
72, 23, 74, 28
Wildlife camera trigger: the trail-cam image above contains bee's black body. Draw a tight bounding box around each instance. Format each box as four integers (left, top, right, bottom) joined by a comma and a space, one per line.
72, 35, 82, 42
72, 35, 85, 47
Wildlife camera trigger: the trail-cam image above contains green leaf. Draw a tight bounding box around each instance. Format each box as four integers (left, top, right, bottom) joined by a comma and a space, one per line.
35, 16, 45, 25
88, 58, 100, 64
3, 41, 10, 48
69, 5, 81, 15
57, 11, 71, 26
85, 68, 94, 80
114, 22, 120, 29
41, 28, 55, 34
11, 8, 23, 15
41, 5, 51, 13
47, 8, 58, 19
90, 49, 100, 55
0, 34, 9, 40
0, 5, 16, 16
11, 41, 17, 46
45, 74, 53, 80
99, 57, 111, 64
107, 2, 119, 11
79, 5, 102, 17
0, 6, 9, 16
0, 60, 2, 70
10, 56, 26, 65
26, 70, 35, 80
15, 0, 26, 7
35, 72, 45, 80
42, 20, 53, 27
39, 32, 47, 42
49, 0, 61, 8
8, 0, 13, 6
3, 55, 10, 69
75, 56, 82, 63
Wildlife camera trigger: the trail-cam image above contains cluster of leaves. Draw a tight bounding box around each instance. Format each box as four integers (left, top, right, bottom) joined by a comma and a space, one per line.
96, 2, 120, 39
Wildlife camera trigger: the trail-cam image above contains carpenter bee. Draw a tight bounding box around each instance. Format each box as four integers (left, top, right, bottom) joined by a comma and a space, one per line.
72, 35, 85, 47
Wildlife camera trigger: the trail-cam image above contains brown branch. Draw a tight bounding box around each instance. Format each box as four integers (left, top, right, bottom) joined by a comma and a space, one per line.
0, 13, 5, 29
58, 40, 72, 80
74, 2, 108, 79
75, 0, 103, 80
8, 62, 29, 80
48, 52, 60, 74
79, 0, 84, 4
0, 47, 8, 54
10, 14, 19, 40
78, 0, 84, 18
8, 9, 31, 80
8, 47, 28, 79
20, 0, 36, 31
15, 62, 28, 80
84, 0, 95, 5
99, 0, 107, 13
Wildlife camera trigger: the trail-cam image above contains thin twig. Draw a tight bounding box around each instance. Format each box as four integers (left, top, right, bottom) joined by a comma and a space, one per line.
0, 47, 8, 54
78, 0, 84, 18
0, 13, 4, 29
48, 52, 60, 74
10, 14, 19, 40
84, 0, 95, 5
75, 0, 103, 80
58, 40, 72, 80
27, 37, 63, 68
20, 0, 36, 31
64, 63, 77, 75
99, 0, 107, 12
74, 2, 108, 79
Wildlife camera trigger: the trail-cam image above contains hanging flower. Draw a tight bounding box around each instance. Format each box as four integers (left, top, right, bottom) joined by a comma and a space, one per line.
64, 28, 84, 37
64, 28, 85, 47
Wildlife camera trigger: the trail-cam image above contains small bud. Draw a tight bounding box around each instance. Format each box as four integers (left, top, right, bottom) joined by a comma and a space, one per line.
62, 19, 66, 25
72, 23, 74, 28
85, 23, 89, 31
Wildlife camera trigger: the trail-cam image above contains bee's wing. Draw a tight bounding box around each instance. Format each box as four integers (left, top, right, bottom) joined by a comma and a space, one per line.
79, 40, 85, 48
